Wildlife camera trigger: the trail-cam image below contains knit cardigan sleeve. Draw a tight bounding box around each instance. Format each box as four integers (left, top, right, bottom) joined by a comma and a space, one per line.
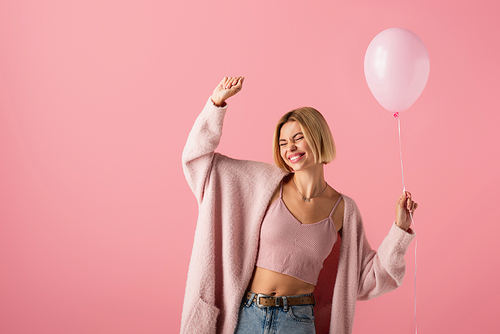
182, 97, 228, 203
329, 195, 415, 334
345, 197, 415, 300
356, 220, 415, 300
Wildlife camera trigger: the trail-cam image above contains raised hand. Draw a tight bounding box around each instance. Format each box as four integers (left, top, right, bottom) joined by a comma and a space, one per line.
211, 76, 244, 107
395, 191, 418, 231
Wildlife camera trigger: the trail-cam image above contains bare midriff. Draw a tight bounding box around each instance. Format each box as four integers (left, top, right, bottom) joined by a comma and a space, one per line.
247, 267, 315, 297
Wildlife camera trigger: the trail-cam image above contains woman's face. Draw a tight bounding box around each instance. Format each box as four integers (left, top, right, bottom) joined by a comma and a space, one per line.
279, 121, 315, 172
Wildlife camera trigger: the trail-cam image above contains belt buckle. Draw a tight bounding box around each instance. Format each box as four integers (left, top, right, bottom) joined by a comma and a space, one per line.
255, 294, 269, 308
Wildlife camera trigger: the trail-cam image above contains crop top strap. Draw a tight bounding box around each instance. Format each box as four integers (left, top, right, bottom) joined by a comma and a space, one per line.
329, 194, 342, 217
279, 180, 284, 199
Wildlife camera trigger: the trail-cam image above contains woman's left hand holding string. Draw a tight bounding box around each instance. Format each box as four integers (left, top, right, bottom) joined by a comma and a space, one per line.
395, 191, 418, 232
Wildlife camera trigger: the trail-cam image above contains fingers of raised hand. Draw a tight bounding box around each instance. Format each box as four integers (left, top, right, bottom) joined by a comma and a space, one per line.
214, 77, 226, 92
223, 77, 232, 89
224, 76, 244, 89
235, 76, 244, 88
233, 77, 244, 92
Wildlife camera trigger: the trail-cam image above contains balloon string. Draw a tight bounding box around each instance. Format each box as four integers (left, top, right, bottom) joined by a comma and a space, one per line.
396, 114, 405, 192
394, 112, 417, 334
413, 212, 417, 334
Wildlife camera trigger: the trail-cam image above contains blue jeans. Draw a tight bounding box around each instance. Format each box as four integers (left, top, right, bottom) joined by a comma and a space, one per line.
233, 292, 316, 334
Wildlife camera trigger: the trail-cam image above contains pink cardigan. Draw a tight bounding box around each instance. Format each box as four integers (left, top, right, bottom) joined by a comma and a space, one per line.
180, 98, 415, 334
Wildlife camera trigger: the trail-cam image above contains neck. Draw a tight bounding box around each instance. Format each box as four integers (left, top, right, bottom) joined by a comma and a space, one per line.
292, 165, 326, 198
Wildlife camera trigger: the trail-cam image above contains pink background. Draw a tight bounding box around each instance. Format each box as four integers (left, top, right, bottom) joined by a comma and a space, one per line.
1, 0, 499, 333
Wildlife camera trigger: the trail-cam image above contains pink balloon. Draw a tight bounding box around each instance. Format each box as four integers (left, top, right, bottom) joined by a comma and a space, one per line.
364, 28, 430, 112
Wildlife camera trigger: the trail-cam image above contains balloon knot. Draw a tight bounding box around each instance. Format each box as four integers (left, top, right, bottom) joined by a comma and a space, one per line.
393, 112, 399, 118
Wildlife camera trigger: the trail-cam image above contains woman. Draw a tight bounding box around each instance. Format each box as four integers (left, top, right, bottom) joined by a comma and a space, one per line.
181, 77, 417, 334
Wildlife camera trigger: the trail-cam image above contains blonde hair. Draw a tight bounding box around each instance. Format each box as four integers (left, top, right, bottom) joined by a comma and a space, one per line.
273, 107, 336, 172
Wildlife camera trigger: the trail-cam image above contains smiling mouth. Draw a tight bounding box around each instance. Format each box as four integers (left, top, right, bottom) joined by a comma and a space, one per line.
289, 153, 305, 163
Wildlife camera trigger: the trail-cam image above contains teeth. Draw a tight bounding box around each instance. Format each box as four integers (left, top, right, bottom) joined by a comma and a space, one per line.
290, 154, 302, 162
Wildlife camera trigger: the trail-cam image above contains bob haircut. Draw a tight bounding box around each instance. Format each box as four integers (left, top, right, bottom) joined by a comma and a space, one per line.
273, 107, 336, 173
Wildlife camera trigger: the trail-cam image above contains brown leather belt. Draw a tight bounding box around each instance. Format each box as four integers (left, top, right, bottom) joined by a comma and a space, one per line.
245, 291, 315, 308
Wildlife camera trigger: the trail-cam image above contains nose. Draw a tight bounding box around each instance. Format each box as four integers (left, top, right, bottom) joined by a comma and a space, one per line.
288, 143, 297, 151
